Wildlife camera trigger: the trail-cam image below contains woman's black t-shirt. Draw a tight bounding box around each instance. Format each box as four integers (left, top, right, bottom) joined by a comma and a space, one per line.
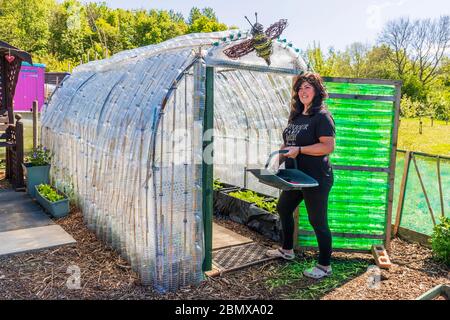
282, 107, 335, 183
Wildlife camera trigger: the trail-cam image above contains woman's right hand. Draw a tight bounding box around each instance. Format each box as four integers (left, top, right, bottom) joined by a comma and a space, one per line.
283, 146, 301, 159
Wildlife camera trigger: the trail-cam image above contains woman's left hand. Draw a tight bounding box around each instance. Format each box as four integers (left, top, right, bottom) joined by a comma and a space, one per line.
283, 146, 300, 159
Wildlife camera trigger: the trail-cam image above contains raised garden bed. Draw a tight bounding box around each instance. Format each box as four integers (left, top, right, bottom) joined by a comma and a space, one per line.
213, 180, 281, 242
416, 284, 449, 300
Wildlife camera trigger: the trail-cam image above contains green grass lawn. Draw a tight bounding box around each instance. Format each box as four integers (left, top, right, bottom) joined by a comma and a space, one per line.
398, 118, 450, 156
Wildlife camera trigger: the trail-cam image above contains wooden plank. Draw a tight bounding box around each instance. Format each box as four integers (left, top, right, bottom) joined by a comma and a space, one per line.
0, 225, 76, 257
32, 100, 38, 149
393, 151, 411, 236
212, 223, 253, 250
397, 226, 431, 248
437, 156, 445, 218
298, 230, 385, 239
397, 149, 450, 160
328, 93, 396, 102
202, 66, 214, 272
416, 284, 449, 300
322, 76, 402, 86
332, 165, 390, 173
298, 246, 371, 254
385, 82, 402, 252
0, 141, 14, 148
412, 154, 436, 226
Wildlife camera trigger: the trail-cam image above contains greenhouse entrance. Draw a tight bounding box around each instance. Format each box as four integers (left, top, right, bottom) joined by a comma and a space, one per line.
201, 58, 401, 272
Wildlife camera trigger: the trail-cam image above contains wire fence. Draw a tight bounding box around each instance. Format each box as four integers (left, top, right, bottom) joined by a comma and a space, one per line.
392, 150, 449, 236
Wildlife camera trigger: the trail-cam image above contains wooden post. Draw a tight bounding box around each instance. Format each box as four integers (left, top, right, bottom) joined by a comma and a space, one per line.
14, 114, 24, 189
202, 66, 214, 272
412, 154, 436, 226
385, 83, 402, 252
393, 151, 411, 237
437, 156, 444, 218
32, 100, 38, 149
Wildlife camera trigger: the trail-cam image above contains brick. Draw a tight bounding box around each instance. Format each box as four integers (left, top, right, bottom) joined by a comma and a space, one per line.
371, 244, 392, 269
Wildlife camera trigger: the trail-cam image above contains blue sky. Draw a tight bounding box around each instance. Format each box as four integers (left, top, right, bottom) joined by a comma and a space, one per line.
81, 0, 449, 51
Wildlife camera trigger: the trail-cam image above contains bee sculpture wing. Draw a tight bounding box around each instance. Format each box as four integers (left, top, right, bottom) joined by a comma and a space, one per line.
265, 19, 288, 39
223, 39, 255, 59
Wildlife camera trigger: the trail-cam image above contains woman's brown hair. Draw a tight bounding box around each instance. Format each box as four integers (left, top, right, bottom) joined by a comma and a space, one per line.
288, 72, 328, 123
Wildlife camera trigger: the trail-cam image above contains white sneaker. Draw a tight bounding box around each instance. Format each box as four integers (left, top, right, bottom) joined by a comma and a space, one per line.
303, 265, 332, 279
266, 248, 295, 260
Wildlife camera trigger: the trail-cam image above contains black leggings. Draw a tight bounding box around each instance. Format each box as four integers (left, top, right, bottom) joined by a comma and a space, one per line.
277, 182, 333, 266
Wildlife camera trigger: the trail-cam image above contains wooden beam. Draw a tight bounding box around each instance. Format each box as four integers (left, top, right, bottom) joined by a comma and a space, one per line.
32, 100, 38, 149
397, 149, 450, 160
385, 82, 402, 252
437, 156, 445, 218
328, 93, 395, 102
332, 165, 390, 173
202, 66, 214, 272
397, 226, 431, 248
412, 154, 436, 226
393, 151, 411, 237
322, 77, 402, 86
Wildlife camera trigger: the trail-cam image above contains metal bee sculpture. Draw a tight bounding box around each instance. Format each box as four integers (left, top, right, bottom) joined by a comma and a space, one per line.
223, 13, 288, 66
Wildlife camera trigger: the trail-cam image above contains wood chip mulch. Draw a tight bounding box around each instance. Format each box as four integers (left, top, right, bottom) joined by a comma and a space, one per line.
0, 173, 448, 300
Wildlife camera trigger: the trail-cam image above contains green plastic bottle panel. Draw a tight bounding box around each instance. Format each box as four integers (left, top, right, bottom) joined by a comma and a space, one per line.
298, 234, 384, 251
327, 99, 395, 116
325, 99, 394, 168
324, 82, 396, 96
297, 169, 389, 250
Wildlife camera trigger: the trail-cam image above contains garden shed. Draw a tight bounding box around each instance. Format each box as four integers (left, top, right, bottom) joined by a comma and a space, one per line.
41, 30, 401, 293
13, 62, 45, 112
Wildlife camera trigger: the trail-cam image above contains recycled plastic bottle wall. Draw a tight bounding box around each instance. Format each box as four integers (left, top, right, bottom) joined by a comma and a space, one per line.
213, 69, 293, 197
151, 65, 205, 292
41, 45, 205, 292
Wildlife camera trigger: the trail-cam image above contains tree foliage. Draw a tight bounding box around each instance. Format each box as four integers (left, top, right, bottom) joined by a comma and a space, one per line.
305, 16, 450, 121
1, 2, 448, 120
0, 1, 230, 70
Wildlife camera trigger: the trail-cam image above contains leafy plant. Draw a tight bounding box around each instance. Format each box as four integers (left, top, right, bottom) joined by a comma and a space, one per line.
430, 216, 450, 266
37, 183, 65, 202
25, 145, 51, 166
213, 178, 224, 191
228, 189, 278, 214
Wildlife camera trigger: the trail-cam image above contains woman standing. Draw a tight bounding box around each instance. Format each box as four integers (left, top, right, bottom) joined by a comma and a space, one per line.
266, 72, 336, 279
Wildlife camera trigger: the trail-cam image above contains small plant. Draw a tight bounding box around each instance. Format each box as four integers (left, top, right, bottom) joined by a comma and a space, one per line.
25, 145, 51, 166
37, 184, 65, 202
430, 216, 450, 266
213, 178, 224, 191
228, 189, 278, 214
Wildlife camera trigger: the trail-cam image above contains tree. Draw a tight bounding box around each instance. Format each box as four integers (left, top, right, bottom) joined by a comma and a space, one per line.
0, 0, 55, 55
187, 7, 227, 34
379, 16, 450, 86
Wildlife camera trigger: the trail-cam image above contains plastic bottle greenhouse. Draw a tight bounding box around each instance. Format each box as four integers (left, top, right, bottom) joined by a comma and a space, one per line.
41, 30, 401, 292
